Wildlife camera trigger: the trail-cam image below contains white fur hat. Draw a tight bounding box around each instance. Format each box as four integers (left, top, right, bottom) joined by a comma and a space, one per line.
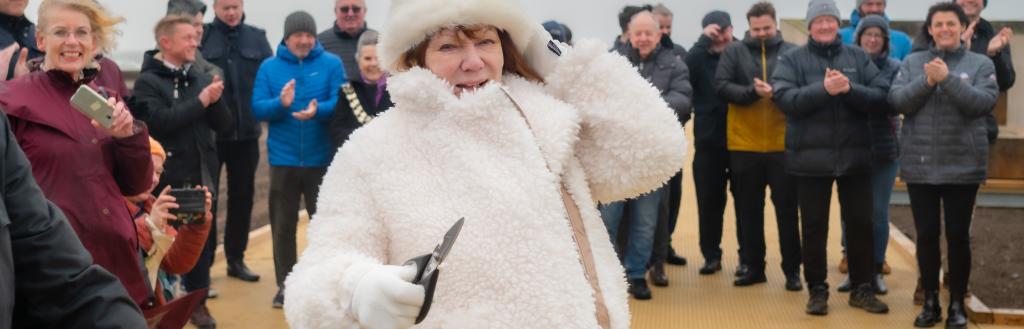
378, 0, 544, 73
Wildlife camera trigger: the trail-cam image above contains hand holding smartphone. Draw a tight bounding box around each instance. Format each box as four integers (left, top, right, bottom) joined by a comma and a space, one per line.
70, 85, 115, 129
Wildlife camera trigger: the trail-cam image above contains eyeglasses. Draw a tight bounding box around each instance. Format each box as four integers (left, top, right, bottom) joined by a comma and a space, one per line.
338, 5, 362, 14
861, 31, 885, 40
48, 28, 92, 41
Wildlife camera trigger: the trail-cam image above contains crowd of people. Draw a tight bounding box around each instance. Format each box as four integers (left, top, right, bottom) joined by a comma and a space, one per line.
0, 0, 1014, 328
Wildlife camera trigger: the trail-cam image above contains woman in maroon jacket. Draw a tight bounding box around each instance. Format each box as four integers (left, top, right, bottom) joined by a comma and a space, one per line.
0, 0, 153, 306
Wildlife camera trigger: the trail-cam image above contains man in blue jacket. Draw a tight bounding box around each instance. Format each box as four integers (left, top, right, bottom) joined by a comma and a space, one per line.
252, 10, 345, 309
838, 0, 912, 60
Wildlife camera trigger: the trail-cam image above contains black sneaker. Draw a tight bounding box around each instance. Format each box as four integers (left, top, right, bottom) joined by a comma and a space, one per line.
628, 278, 652, 300
733, 272, 767, 287
806, 285, 829, 316
849, 283, 889, 314
699, 259, 722, 275
272, 288, 285, 309
734, 264, 750, 277
785, 273, 803, 292
666, 248, 688, 266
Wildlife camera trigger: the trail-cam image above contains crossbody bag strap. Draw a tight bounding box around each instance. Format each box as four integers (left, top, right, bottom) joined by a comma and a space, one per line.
500, 87, 612, 329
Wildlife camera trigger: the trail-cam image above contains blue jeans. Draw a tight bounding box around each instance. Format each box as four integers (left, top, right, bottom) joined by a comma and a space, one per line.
870, 159, 898, 265
841, 159, 898, 266
600, 186, 664, 279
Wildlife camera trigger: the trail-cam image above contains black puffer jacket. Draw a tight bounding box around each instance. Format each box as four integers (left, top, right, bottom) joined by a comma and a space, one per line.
133, 50, 233, 191
771, 37, 889, 177
201, 16, 273, 141
615, 41, 693, 126
867, 55, 901, 163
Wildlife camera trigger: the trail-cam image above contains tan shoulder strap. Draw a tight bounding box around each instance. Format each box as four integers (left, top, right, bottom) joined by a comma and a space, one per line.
500, 87, 612, 329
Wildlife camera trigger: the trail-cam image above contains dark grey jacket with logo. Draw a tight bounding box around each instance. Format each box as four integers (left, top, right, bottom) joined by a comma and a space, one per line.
888, 45, 998, 185
615, 42, 693, 126
771, 37, 890, 177
0, 112, 146, 329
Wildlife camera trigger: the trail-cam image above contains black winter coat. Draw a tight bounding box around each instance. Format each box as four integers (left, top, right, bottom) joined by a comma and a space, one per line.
0, 13, 43, 80
1, 112, 146, 329
201, 16, 273, 141
772, 37, 889, 177
133, 50, 233, 192
616, 41, 693, 127
867, 55, 901, 163
686, 35, 734, 150
329, 80, 394, 148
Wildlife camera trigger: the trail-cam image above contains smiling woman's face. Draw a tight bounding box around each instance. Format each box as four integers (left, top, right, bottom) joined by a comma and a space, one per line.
423, 26, 504, 96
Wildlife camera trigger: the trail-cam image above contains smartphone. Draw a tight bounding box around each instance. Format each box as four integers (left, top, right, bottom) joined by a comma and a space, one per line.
69, 85, 114, 129
168, 188, 206, 216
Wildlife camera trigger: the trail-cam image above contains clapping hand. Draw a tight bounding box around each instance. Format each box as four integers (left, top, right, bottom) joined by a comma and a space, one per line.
987, 27, 1013, 57
754, 77, 773, 98
823, 68, 851, 96
199, 75, 225, 107
292, 99, 318, 121
280, 79, 296, 108
924, 57, 949, 87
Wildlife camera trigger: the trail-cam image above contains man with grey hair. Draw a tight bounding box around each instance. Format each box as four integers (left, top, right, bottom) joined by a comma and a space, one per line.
319, 0, 376, 82
651, 3, 687, 61
606, 10, 691, 300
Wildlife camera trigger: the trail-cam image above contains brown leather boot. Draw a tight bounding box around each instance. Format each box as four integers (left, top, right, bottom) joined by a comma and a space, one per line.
190, 303, 217, 329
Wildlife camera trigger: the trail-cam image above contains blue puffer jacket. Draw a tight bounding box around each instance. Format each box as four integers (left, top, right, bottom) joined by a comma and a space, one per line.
253, 41, 346, 167
839, 10, 913, 60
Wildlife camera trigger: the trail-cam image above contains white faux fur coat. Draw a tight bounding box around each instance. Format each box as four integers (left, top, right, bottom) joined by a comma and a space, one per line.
284, 40, 688, 329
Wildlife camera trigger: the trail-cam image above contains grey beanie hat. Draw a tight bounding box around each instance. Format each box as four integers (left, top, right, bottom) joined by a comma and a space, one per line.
806, 0, 841, 26
855, 14, 890, 53
284, 11, 317, 39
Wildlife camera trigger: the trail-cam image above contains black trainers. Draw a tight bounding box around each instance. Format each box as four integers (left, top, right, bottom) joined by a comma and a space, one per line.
785, 273, 803, 291
272, 288, 285, 309
666, 248, 688, 266
628, 278, 652, 300
849, 283, 889, 314
734, 264, 750, 277
806, 285, 829, 316
733, 271, 767, 287
699, 259, 722, 275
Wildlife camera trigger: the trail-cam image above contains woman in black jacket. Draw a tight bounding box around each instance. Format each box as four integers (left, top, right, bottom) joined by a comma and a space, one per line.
330, 31, 393, 148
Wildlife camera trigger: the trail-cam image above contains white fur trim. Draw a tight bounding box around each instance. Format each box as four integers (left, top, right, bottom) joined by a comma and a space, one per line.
378, 0, 544, 72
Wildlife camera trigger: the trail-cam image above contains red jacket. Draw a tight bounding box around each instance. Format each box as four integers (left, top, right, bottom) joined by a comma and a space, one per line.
0, 69, 154, 305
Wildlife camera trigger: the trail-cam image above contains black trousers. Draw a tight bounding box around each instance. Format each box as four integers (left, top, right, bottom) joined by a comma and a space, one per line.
907, 184, 979, 295
731, 152, 802, 275
651, 170, 683, 265
269, 166, 328, 288
693, 147, 743, 263
798, 174, 873, 288
217, 139, 260, 263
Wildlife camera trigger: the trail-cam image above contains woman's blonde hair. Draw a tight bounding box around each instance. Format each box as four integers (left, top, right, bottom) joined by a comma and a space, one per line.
36, 0, 125, 54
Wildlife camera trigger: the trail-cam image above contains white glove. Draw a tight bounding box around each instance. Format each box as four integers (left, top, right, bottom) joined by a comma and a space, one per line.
351, 265, 425, 329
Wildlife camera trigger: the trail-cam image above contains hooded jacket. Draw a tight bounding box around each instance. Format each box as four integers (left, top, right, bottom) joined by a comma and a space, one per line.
614, 40, 693, 126
252, 41, 345, 168
132, 49, 234, 190
839, 9, 913, 60
715, 31, 794, 153
888, 45, 998, 184
201, 15, 274, 141
1, 112, 147, 329
283, 40, 686, 329
0, 69, 153, 305
771, 37, 890, 177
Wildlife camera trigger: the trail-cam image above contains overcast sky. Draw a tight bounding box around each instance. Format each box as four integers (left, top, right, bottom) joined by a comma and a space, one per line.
24, 0, 1024, 70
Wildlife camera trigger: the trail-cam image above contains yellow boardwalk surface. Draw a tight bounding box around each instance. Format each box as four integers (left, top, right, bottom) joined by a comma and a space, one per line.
197, 136, 1009, 328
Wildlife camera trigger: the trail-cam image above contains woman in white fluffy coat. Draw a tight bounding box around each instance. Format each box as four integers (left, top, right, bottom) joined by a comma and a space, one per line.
283, 1, 687, 328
